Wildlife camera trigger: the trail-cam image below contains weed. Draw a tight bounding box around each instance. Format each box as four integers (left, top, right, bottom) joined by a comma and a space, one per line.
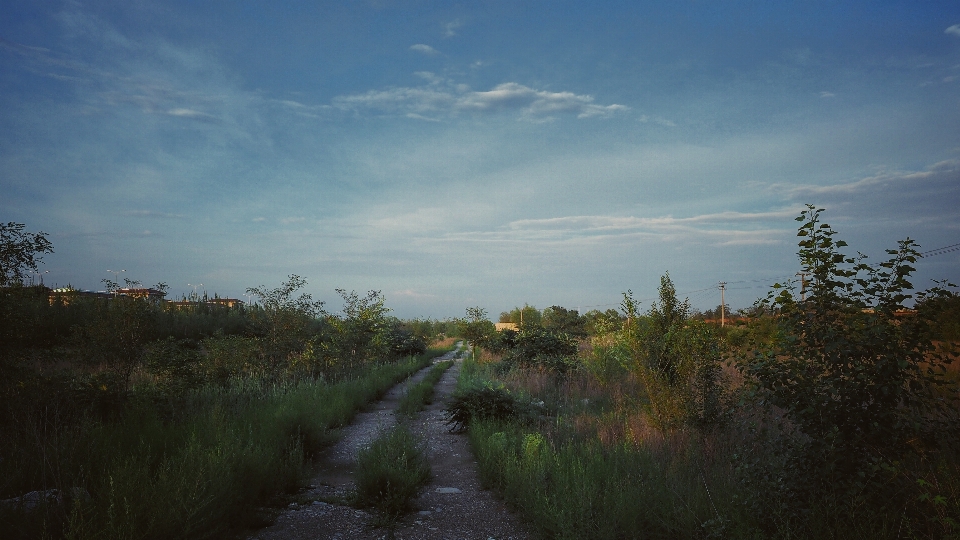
397, 360, 453, 417
352, 424, 431, 524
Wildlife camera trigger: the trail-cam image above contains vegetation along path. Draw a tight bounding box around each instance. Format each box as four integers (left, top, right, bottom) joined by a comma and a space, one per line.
248, 343, 531, 540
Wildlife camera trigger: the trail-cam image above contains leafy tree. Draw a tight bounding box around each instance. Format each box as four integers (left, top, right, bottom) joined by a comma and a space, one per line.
498, 305, 542, 328
338, 289, 390, 361
505, 325, 579, 373
542, 305, 586, 339
582, 308, 623, 336
738, 205, 960, 515
457, 307, 495, 360
0, 222, 53, 288
246, 275, 325, 370
620, 275, 727, 429
646, 272, 691, 384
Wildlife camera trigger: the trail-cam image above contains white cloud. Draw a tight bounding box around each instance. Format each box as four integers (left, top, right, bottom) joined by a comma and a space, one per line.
945, 24, 960, 37
410, 44, 439, 55
819, 91, 836, 98
332, 80, 628, 120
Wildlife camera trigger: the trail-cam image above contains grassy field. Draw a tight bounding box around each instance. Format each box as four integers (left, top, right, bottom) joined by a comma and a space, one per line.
0, 345, 455, 540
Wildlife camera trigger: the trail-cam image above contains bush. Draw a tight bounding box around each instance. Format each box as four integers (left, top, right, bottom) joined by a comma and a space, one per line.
444, 384, 524, 432
352, 424, 431, 521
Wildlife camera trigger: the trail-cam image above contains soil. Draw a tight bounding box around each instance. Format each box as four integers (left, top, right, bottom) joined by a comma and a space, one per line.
246, 345, 532, 540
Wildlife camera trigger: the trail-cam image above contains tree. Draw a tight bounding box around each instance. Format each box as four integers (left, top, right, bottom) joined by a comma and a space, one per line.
458, 307, 494, 360
498, 305, 542, 328
0, 222, 53, 288
331, 289, 391, 366
246, 275, 325, 370
738, 205, 959, 512
621, 274, 724, 429
542, 305, 586, 339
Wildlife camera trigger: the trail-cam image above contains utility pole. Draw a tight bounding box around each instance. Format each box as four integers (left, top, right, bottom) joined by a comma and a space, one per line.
796, 272, 808, 302
719, 281, 727, 327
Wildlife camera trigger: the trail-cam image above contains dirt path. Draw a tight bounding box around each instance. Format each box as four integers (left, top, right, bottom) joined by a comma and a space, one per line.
247, 345, 531, 540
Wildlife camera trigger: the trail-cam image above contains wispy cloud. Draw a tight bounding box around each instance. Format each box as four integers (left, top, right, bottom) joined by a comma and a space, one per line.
780, 160, 960, 198
331, 79, 628, 121
409, 43, 439, 55
946, 24, 960, 37
122, 210, 184, 219
638, 114, 676, 127
166, 108, 220, 122
430, 210, 796, 248
443, 19, 462, 38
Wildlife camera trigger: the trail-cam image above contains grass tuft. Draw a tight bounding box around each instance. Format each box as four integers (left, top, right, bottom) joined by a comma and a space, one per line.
397, 360, 453, 417
352, 424, 431, 524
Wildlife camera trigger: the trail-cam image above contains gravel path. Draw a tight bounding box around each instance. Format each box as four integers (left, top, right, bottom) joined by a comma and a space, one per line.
247, 345, 531, 540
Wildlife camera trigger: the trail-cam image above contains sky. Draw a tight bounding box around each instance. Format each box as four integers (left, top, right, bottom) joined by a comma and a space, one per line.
2, 0, 959, 319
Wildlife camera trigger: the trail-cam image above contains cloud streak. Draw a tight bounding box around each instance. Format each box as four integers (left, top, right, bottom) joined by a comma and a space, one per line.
409, 44, 439, 55
331, 79, 628, 121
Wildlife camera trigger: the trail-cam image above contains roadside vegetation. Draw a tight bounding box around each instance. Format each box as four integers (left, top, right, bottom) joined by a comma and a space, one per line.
352, 424, 432, 525
0, 222, 459, 539
397, 360, 455, 417
451, 206, 960, 539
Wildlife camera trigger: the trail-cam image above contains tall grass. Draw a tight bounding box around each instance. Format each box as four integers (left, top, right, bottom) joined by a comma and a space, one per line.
0, 351, 442, 539
397, 360, 453, 417
459, 357, 960, 539
469, 420, 748, 540
352, 424, 431, 524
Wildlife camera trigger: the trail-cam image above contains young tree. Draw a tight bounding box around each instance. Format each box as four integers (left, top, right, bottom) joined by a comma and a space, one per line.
739, 205, 959, 510
0, 222, 53, 287
331, 289, 391, 367
458, 307, 494, 360
246, 275, 325, 370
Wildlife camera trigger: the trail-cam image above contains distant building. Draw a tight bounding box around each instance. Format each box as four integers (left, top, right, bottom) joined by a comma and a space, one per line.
48, 287, 111, 305
167, 297, 244, 310
116, 288, 166, 301
495, 322, 519, 332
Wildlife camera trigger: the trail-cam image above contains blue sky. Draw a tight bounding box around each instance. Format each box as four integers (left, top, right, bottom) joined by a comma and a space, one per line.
2, 0, 959, 319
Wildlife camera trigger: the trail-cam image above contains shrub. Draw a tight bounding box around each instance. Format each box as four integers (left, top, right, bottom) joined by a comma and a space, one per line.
444, 384, 524, 432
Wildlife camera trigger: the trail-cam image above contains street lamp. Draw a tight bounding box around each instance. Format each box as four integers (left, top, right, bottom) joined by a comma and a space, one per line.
187, 283, 204, 301
106, 269, 125, 294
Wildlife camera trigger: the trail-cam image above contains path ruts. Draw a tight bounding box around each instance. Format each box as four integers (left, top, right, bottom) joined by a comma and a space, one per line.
247, 345, 530, 540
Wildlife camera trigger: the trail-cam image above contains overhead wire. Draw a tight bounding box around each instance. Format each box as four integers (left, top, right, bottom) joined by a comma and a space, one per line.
556, 241, 959, 313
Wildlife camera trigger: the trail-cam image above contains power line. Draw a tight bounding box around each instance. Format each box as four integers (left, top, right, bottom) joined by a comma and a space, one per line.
552, 241, 959, 313
921, 242, 960, 258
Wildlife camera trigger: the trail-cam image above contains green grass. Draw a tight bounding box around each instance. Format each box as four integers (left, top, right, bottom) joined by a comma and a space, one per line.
457, 357, 960, 540
397, 360, 453, 417
0, 352, 439, 540
468, 419, 748, 540
352, 424, 431, 524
